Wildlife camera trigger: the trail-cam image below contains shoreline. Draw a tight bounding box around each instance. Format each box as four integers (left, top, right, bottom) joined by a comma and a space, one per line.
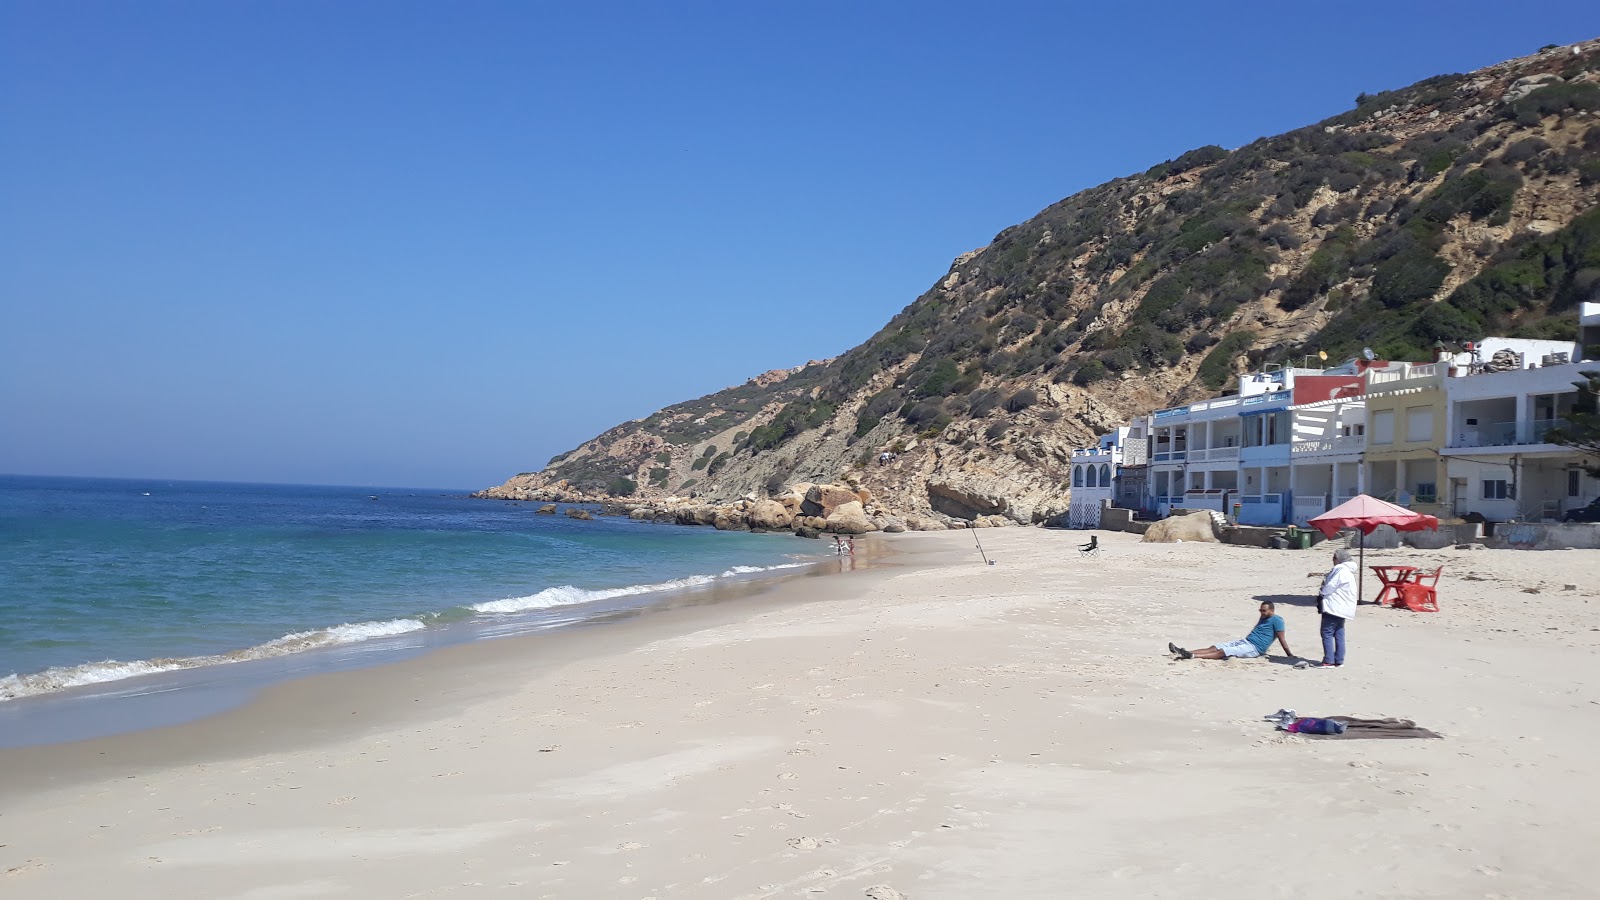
0, 533, 846, 740
4, 529, 1597, 898
0, 532, 922, 789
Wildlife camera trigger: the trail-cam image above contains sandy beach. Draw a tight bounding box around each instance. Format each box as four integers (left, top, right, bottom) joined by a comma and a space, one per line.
3, 529, 1598, 899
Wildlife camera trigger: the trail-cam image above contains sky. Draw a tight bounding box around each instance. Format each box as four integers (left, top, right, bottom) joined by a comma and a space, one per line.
3, 2, 1596, 489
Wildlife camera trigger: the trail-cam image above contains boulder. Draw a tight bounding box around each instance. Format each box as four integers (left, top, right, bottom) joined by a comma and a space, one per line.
535, 503, 557, 515
802, 483, 861, 518
1141, 509, 1219, 543
856, 488, 873, 506
713, 507, 750, 531
794, 515, 828, 531
794, 526, 822, 539
926, 477, 1012, 522
881, 522, 907, 534
973, 515, 1010, 528
905, 515, 948, 532
565, 507, 594, 521
824, 500, 878, 534
1503, 72, 1560, 103
746, 499, 793, 531
628, 507, 652, 520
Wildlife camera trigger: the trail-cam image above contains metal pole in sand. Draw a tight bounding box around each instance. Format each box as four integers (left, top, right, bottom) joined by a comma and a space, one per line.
971, 525, 991, 565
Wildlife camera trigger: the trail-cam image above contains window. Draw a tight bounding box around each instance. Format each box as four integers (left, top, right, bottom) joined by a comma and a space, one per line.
1073, 466, 1084, 487
1100, 464, 1111, 486
1371, 410, 1394, 445
1482, 479, 1513, 500
1405, 406, 1433, 443
1086, 466, 1098, 487
1570, 469, 1582, 498
1415, 482, 1437, 503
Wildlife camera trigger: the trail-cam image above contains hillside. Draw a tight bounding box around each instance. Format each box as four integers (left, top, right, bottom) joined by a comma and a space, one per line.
479, 40, 1600, 526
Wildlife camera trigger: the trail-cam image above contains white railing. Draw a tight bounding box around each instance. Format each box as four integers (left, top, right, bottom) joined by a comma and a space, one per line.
1291, 435, 1363, 455
1450, 419, 1569, 448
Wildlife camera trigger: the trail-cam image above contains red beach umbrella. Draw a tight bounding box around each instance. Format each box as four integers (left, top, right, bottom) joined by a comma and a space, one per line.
1309, 494, 1439, 603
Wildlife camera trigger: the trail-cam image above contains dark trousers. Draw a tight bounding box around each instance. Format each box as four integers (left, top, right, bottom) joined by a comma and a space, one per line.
1320, 613, 1347, 666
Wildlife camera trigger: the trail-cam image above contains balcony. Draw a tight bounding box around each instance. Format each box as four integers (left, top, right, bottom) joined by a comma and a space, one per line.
1450, 419, 1569, 449
1367, 362, 1443, 392
1290, 434, 1364, 456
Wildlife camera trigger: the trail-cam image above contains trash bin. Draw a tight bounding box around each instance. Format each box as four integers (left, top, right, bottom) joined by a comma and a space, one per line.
1286, 525, 1311, 550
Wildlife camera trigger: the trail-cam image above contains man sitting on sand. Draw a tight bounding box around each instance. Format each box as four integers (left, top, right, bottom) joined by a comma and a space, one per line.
1168, 601, 1293, 660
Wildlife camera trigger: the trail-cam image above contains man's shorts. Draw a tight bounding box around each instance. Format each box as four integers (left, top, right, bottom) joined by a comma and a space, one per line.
1218, 639, 1262, 659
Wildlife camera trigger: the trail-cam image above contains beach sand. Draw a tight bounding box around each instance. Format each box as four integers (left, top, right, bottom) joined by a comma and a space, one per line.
3, 529, 1598, 899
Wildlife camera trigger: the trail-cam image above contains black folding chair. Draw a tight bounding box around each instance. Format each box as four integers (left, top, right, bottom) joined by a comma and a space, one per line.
1079, 534, 1100, 557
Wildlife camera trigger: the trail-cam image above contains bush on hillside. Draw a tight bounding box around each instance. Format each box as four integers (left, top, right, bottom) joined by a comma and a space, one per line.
1198, 330, 1257, 390
1072, 359, 1109, 385
608, 477, 638, 497
1373, 246, 1451, 308
1004, 389, 1038, 413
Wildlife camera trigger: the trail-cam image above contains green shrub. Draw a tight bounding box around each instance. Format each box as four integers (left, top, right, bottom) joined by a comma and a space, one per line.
1198, 330, 1256, 389
702, 445, 718, 458
691, 457, 709, 471
648, 467, 670, 487
706, 453, 731, 477
607, 477, 637, 497
1373, 246, 1451, 308
1072, 360, 1109, 385
912, 356, 961, 398
854, 388, 901, 438
654, 451, 672, 466
1004, 389, 1038, 412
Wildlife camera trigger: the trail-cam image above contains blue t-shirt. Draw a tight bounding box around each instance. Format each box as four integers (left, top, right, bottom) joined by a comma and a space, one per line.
1246, 614, 1285, 653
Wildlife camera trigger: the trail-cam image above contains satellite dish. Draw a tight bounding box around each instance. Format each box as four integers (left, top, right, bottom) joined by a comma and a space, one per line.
1362, 347, 1376, 361
1318, 350, 1328, 361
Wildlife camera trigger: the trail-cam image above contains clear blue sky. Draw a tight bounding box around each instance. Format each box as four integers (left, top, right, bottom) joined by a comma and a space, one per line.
3, 2, 1595, 489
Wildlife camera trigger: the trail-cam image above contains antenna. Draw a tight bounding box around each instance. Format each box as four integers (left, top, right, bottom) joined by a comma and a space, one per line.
1362, 347, 1376, 361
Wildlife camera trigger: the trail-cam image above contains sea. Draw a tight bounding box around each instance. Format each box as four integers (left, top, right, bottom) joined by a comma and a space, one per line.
0, 475, 824, 745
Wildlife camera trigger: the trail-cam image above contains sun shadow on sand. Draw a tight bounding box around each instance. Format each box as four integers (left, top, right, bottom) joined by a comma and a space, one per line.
1254, 592, 1319, 609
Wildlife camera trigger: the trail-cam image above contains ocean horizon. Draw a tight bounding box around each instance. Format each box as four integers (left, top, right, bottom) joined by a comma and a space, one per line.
0, 474, 818, 708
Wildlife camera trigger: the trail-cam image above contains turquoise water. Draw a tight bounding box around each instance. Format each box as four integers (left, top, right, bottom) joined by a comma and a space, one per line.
0, 475, 816, 701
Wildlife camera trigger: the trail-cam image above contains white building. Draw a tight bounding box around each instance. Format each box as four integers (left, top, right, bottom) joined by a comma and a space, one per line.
1442, 360, 1598, 521
1286, 396, 1366, 525
1145, 368, 1323, 518
1067, 426, 1135, 528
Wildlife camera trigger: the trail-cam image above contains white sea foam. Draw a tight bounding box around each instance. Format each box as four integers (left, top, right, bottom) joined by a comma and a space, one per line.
3, 560, 814, 702
0, 617, 429, 702
719, 562, 807, 577
469, 575, 717, 615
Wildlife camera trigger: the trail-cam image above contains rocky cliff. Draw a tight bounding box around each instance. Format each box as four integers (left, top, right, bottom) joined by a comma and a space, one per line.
479, 41, 1600, 530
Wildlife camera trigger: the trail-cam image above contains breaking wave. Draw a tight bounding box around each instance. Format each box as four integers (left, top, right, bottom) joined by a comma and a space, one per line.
2, 560, 817, 702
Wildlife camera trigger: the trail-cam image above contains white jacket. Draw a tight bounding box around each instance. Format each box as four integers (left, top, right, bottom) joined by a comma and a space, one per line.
1320, 560, 1359, 619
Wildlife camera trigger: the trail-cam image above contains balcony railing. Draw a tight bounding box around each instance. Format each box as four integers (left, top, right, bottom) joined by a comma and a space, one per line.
1290, 435, 1363, 455
1450, 419, 1569, 448
1368, 363, 1442, 389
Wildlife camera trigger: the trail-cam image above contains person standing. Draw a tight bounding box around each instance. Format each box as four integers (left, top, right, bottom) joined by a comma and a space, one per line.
1317, 547, 1359, 668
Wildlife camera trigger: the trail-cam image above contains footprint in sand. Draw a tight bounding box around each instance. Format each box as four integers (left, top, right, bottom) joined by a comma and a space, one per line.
778, 772, 800, 780
788, 836, 820, 850
618, 841, 645, 850
865, 887, 908, 899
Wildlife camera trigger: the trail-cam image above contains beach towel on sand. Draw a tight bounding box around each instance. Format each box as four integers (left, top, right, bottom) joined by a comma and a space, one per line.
1294, 716, 1442, 740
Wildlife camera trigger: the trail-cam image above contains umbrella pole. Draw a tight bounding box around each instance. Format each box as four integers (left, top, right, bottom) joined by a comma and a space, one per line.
1358, 531, 1365, 604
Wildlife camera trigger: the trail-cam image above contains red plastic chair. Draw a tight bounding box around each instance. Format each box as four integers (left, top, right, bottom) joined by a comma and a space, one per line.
1398, 566, 1442, 612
